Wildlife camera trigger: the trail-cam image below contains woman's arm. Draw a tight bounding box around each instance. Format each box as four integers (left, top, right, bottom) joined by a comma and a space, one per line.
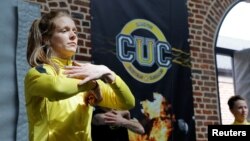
99, 75, 135, 109
64, 62, 135, 110
25, 65, 96, 101
92, 110, 145, 134
121, 118, 145, 134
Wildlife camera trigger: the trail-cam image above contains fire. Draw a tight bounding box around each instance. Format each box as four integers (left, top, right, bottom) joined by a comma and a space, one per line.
128, 92, 174, 141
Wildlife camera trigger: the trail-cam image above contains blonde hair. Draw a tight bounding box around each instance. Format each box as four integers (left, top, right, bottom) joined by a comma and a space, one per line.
27, 10, 71, 72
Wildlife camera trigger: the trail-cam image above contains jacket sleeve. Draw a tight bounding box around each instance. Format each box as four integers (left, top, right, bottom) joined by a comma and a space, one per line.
25, 65, 95, 101
97, 75, 135, 110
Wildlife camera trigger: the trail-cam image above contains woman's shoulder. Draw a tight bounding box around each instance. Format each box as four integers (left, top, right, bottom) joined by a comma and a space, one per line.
232, 120, 250, 125
26, 64, 56, 76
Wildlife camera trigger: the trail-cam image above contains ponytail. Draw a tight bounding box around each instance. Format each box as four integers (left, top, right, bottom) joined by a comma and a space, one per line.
27, 19, 48, 67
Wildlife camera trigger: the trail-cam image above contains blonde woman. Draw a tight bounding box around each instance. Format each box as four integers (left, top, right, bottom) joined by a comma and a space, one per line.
25, 10, 135, 141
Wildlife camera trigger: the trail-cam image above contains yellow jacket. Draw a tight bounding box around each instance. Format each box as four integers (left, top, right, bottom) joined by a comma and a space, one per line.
25, 57, 135, 141
232, 120, 250, 125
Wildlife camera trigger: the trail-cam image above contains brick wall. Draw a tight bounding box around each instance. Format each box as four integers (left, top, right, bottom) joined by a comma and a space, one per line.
28, 0, 92, 62
26, 0, 237, 141
187, 0, 235, 140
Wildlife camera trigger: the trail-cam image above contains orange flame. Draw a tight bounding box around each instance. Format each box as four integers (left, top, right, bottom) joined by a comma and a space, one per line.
129, 92, 174, 141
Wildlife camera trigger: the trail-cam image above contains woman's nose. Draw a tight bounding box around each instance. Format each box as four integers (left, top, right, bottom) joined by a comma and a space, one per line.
70, 31, 77, 40
243, 108, 248, 113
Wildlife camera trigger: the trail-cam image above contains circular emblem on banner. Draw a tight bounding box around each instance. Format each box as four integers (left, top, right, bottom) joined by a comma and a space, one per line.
116, 19, 171, 83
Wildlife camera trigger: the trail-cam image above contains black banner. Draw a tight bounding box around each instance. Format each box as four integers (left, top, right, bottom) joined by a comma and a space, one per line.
90, 0, 196, 141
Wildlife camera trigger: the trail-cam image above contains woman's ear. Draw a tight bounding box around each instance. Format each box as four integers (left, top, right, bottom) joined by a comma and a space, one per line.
45, 40, 50, 46
42, 37, 50, 46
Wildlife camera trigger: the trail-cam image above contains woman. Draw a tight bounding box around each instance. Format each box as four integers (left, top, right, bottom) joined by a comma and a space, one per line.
227, 95, 250, 125
25, 10, 135, 141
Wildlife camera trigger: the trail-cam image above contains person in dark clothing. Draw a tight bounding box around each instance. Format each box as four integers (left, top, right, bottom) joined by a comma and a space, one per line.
91, 107, 144, 141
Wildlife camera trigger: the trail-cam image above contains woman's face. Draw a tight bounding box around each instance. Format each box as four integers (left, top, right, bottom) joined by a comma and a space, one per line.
50, 16, 78, 59
231, 99, 248, 122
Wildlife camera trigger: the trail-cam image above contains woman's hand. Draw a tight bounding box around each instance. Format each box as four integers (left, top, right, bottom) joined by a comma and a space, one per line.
84, 91, 102, 106
113, 110, 131, 119
84, 81, 102, 106
103, 111, 127, 126
64, 61, 115, 85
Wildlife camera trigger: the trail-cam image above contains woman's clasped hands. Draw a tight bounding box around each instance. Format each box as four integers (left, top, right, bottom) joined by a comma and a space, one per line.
63, 61, 115, 105
64, 61, 115, 85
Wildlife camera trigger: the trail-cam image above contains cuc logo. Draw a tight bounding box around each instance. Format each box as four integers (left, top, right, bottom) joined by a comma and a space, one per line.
116, 19, 172, 83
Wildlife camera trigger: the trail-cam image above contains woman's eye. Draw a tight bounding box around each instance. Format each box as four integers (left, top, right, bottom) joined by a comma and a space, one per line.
60, 29, 68, 32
